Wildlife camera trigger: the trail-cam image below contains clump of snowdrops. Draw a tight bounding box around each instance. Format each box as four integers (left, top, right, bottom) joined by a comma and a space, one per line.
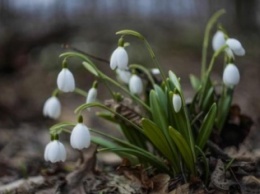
43, 9, 245, 182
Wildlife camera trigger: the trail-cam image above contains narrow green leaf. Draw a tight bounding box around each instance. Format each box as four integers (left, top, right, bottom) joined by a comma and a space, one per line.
196, 103, 217, 150
149, 90, 168, 131
91, 136, 138, 164
190, 74, 201, 91
96, 112, 117, 123
169, 127, 196, 175
89, 128, 169, 172
168, 71, 181, 91
142, 118, 179, 170
202, 87, 214, 110
100, 147, 169, 173
82, 61, 98, 76
154, 84, 168, 117
116, 30, 145, 40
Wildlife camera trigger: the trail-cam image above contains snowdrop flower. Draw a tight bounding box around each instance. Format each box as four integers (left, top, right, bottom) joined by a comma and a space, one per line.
225, 38, 245, 57
129, 74, 143, 95
44, 140, 66, 163
110, 47, 128, 70
223, 63, 240, 87
70, 122, 91, 150
57, 68, 75, 92
151, 68, 160, 75
116, 69, 131, 84
172, 94, 182, 113
43, 96, 61, 119
212, 30, 226, 51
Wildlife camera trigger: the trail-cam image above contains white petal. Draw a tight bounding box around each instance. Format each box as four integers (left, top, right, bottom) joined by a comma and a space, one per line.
86, 88, 97, 104
129, 75, 143, 95
116, 47, 128, 70
223, 64, 240, 87
57, 68, 75, 92
43, 97, 61, 119
110, 49, 118, 70
172, 94, 182, 113
70, 123, 91, 150
226, 38, 245, 56
116, 69, 131, 84
44, 142, 52, 161
212, 31, 226, 51
225, 47, 234, 58
46, 140, 66, 163
151, 68, 160, 75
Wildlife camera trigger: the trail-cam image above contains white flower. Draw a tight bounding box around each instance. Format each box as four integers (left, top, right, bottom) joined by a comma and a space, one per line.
151, 68, 160, 75
110, 47, 128, 70
70, 123, 91, 150
116, 69, 131, 84
86, 88, 97, 104
212, 31, 226, 51
225, 38, 245, 57
129, 74, 143, 95
172, 94, 182, 113
44, 140, 66, 163
57, 68, 75, 92
223, 63, 240, 87
43, 96, 61, 119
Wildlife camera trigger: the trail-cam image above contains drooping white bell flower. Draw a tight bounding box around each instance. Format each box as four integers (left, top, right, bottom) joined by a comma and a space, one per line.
225, 38, 245, 57
44, 140, 66, 163
116, 69, 131, 84
223, 63, 240, 87
129, 74, 143, 95
110, 47, 128, 70
212, 30, 226, 51
151, 68, 160, 75
43, 96, 61, 119
86, 88, 97, 104
172, 94, 182, 113
57, 68, 75, 92
70, 123, 91, 150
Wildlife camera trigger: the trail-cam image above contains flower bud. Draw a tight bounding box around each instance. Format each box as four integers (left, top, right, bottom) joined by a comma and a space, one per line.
172, 94, 182, 113
86, 88, 97, 104
43, 96, 61, 119
70, 123, 91, 150
129, 74, 143, 95
223, 63, 240, 87
57, 68, 75, 92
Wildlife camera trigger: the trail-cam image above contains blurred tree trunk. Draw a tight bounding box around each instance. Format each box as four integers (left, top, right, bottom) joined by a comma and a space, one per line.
235, 0, 258, 31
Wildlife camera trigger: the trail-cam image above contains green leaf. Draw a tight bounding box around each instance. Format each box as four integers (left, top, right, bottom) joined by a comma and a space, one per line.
154, 84, 168, 117
149, 90, 168, 131
116, 30, 144, 40
196, 103, 217, 150
190, 74, 201, 91
168, 71, 181, 91
169, 126, 196, 175
82, 61, 98, 76
202, 87, 214, 111
142, 118, 179, 171
90, 128, 169, 173
91, 136, 139, 164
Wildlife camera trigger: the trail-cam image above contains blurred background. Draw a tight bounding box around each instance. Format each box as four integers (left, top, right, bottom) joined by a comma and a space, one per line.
0, 0, 260, 178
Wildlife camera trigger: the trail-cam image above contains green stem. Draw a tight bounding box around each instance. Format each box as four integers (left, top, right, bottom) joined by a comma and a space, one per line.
74, 87, 88, 97
116, 30, 166, 81
201, 9, 226, 79
74, 102, 144, 134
